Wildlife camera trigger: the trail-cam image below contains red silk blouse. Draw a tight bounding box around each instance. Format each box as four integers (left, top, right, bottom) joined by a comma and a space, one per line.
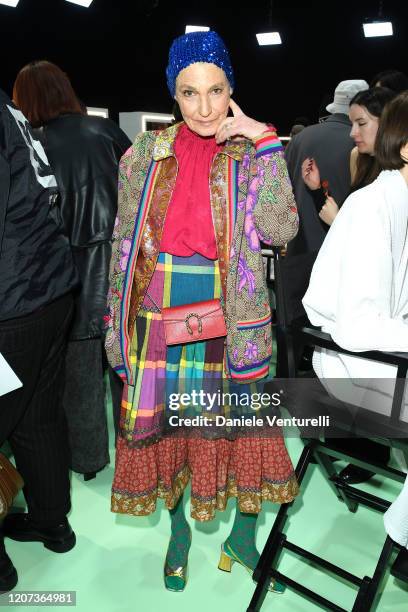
160, 123, 221, 259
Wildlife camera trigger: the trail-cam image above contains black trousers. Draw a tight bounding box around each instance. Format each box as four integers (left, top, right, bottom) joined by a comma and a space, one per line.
0, 294, 74, 525
108, 366, 123, 442
62, 339, 123, 474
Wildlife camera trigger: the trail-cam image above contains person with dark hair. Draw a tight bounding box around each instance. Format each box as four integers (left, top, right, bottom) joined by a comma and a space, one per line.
282, 80, 368, 375
370, 69, 408, 93
303, 87, 395, 226
289, 123, 306, 138
105, 30, 299, 593
285, 79, 368, 257
12, 60, 85, 127
303, 89, 408, 582
289, 115, 311, 138
348, 87, 395, 188
302, 86, 396, 483
377, 90, 408, 584
0, 88, 78, 592
11, 61, 131, 480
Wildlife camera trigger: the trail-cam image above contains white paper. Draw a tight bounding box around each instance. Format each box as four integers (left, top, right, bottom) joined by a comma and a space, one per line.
0, 353, 23, 397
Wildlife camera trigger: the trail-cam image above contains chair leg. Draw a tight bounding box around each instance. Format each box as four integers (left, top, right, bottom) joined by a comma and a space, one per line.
315, 449, 359, 513
352, 537, 395, 612
250, 441, 314, 612
247, 573, 271, 612
249, 532, 287, 611
275, 326, 298, 378
254, 442, 314, 582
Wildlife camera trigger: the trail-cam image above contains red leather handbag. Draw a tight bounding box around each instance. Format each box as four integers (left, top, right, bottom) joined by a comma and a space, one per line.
162, 299, 227, 345
146, 293, 227, 346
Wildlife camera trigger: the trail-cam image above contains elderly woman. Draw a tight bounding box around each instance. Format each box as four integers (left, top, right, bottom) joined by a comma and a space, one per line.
106, 31, 299, 592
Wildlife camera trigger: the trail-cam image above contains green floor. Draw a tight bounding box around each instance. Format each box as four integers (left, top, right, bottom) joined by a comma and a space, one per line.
3, 408, 408, 611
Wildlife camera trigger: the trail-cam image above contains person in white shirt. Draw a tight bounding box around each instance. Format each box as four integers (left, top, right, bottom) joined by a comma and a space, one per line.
303, 90, 408, 581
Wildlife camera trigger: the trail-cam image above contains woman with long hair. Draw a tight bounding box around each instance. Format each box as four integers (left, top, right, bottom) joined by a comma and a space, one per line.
302, 87, 395, 225
13, 60, 131, 480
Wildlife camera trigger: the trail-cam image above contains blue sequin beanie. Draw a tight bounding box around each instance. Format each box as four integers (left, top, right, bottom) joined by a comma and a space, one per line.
166, 31, 235, 97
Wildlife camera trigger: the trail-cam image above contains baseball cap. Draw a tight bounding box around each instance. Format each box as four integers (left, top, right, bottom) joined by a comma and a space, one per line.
326, 80, 369, 115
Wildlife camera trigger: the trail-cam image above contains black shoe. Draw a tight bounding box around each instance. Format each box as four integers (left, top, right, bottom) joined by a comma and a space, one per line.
0, 553, 18, 593
391, 549, 408, 583
338, 464, 375, 485
2, 514, 76, 553
83, 472, 96, 482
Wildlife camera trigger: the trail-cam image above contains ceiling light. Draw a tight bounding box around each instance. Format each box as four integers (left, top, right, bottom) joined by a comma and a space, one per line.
257, 0, 282, 46
0, 1, 20, 7
65, 0, 94, 7
256, 32, 282, 46
363, 1, 393, 38
185, 25, 210, 33
363, 21, 393, 37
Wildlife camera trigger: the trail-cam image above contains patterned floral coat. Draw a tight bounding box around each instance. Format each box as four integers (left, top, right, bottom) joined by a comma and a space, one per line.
105, 122, 298, 384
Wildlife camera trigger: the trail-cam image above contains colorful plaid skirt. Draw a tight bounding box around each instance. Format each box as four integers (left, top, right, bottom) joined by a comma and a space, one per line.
112, 253, 298, 521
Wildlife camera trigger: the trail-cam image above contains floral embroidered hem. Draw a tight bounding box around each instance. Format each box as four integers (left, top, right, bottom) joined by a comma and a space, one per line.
111, 436, 299, 522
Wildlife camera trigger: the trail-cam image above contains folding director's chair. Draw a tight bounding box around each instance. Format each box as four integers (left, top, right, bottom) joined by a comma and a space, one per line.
248, 247, 408, 612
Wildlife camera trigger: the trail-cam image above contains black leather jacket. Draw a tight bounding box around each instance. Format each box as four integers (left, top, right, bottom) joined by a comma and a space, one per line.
39, 114, 131, 339
0, 90, 78, 322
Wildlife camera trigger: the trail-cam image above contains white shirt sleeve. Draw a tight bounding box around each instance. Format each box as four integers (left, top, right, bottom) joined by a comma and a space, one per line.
304, 193, 408, 352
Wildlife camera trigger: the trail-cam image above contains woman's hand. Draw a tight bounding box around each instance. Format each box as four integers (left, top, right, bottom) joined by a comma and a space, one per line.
215, 99, 267, 144
301, 157, 321, 190
319, 195, 339, 226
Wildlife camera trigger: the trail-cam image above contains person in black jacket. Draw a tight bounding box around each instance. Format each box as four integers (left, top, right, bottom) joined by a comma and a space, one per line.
0, 89, 78, 592
12, 61, 131, 479
285, 80, 369, 260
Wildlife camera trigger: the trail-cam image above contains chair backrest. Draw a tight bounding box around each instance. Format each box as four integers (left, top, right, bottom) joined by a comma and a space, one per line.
272, 247, 408, 440
273, 247, 317, 327
272, 246, 316, 377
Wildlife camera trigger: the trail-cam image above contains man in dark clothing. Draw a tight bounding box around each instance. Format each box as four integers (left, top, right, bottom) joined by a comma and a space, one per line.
281, 80, 369, 328
285, 79, 369, 259
0, 89, 78, 592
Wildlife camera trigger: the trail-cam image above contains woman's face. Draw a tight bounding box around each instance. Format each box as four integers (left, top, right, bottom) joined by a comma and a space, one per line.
349, 103, 380, 155
175, 62, 231, 137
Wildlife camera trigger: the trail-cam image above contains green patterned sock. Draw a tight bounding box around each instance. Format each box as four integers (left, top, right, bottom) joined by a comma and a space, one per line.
166, 496, 191, 569
225, 507, 260, 570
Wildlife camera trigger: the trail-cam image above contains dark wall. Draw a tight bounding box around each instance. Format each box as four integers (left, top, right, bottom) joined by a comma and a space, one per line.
1, 0, 407, 134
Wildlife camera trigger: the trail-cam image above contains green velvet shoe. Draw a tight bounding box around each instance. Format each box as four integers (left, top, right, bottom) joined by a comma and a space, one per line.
163, 561, 188, 592
163, 527, 192, 592
218, 541, 285, 594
